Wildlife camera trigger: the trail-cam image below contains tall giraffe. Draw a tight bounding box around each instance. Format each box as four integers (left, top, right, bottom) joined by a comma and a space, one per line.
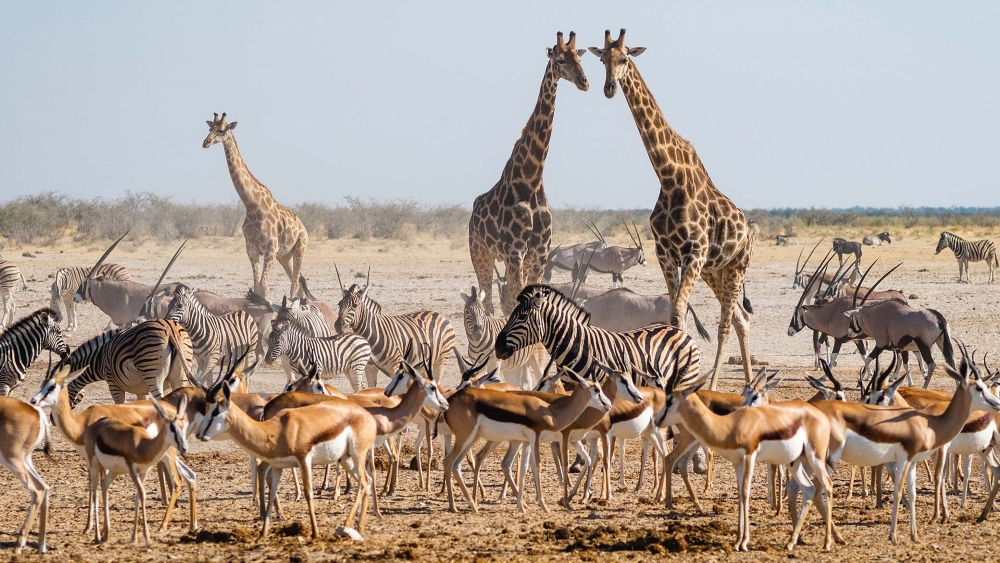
469, 31, 589, 315
203, 113, 309, 300
590, 30, 754, 389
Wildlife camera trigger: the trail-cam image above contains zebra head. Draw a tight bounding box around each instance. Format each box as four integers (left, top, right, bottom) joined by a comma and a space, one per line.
935, 232, 951, 254
203, 113, 236, 149
496, 285, 585, 360
460, 286, 488, 342
165, 286, 197, 324
42, 311, 70, 360
0, 309, 68, 395
265, 320, 289, 365
335, 284, 370, 334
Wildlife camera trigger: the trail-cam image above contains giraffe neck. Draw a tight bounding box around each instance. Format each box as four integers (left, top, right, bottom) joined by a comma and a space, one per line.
221, 133, 275, 216
618, 60, 709, 189
501, 59, 560, 186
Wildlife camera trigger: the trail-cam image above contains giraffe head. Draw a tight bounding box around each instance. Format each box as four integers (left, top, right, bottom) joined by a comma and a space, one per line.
202, 113, 237, 148
548, 31, 589, 91
588, 29, 646, 99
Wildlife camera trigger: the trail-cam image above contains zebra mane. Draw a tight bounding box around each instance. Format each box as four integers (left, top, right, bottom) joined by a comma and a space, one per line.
0, 308, 58, 345
518, 284, 591, 325
58, 328, 120, 373
344, 284, 382, 315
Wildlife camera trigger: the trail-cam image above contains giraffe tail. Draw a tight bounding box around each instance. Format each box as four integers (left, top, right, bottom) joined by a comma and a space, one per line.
742, 283, 754, 315
685, 305, 711, 342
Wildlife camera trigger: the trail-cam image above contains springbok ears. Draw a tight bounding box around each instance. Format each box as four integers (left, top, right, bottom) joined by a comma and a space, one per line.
942, 364, 964, 384
588, 47, 604, 57
64, 366, 89, 385
150, 396, 169, 419
176, 395, 189, 418
805, 376, 827, 392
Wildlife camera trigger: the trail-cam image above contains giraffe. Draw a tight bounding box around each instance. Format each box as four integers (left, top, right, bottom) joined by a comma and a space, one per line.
203, 113, 309, 300
590, 30, 755, 390
469, 31, 589, 315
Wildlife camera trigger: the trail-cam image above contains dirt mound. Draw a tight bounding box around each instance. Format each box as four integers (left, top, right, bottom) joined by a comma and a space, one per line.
180, 527, 256, 544
552, 521, 733, 554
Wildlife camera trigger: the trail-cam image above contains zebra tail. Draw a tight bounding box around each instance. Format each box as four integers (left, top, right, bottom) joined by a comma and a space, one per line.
742, 282, 754, 315
931, 309, 955, 368
167, 327, 197, 383
685, 304, 711, 342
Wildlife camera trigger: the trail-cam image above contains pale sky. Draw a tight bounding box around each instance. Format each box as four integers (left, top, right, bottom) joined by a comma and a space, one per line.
2, 1, 998, 209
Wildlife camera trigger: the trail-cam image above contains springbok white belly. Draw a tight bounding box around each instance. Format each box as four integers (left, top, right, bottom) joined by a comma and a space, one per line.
476, 416, 534, 443
95, 449, 154, 477
841, 429, 906, 467
948, 422, 996, 456
756, 428, 808, 466
608, 408, 653, 440
308, 427, 354, 466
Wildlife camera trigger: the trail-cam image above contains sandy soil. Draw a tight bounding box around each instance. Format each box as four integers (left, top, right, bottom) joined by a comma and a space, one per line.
3, 229, 1000, 561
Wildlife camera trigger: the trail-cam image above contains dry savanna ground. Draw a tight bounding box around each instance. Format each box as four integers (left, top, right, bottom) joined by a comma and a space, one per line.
2, 227, 1000, 562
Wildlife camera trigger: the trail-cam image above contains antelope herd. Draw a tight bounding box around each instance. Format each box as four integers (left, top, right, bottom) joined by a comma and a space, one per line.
2, 29, 1000, 558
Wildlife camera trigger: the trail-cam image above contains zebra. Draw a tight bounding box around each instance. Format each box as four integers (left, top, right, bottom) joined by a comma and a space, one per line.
495, 284, 701, 388
48, 264, 132, 331
460, 285, 544, 389
265, 319, 371, 390
273, 295, 334, 336
936, 231, 998, 284
0, 308, 69, 395
57, 319, 195, 407
0, 260, 29, 328
165, 286, 259, 381
334, 275, 456, 388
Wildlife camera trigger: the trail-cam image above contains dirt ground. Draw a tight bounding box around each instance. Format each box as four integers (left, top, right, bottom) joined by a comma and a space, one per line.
3, 228, 1000, 562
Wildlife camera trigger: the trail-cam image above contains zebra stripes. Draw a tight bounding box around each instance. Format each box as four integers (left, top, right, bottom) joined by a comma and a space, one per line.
936, 231, 998, 283
274, 296, 334, 337
0, 308, 69, 395
335, 283, 456, 384
48, 264, 131, 330
265, 319, 372, 391
461, 286, 542, 389
62, 319, 194, 406
0, 260, 29, 327
166, 287, 259, 379
496, 284, 701, 388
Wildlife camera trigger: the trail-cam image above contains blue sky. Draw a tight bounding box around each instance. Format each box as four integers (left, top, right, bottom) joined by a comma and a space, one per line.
1, 1, 998, 209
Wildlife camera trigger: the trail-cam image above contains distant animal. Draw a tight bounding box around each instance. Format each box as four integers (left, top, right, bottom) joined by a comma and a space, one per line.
203, 113, 309, 299
747, 220, 761, 240
0, 260, 28, 327
576, 220, 647, 287
49, 264, 132, 331
935, 232, 998, 284
862, 232, 892, 246
775, 234, 798, 246
831, 238, 862, 265
577, 287, 710, 340
543, 221, 607, 283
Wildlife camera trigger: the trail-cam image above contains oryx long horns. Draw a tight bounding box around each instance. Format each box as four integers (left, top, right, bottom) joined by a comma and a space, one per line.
795, 239, 823, 277
853, 261, 903, 309
86, 230, 130, 279
583, 220, 606, 246
622, 218, 643, 252
146, 239, 188, 303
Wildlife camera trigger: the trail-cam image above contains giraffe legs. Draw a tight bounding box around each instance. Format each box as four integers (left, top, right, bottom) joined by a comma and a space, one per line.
469, 228, 497, 316
258, 249, 278, 301
277, 238, 307, 299
703, 268, 753, 389
501, 251, 525, 316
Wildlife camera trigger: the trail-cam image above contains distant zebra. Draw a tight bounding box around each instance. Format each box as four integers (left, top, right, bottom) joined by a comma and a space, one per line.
265, 319, 371, 390
862, 232, 892, 246
59, 319, 195, 407
48, 264, 131, 330
0, 308, 69, 395
0, 260, 29, 327
335, 282, 456, 388
166, 287, 258, 381
495, 285, 701, 388
936, 231, 998, 283
460, 285, 544, 389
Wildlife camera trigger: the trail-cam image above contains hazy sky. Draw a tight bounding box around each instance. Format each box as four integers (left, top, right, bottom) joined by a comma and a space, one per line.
2, 1, 998, 210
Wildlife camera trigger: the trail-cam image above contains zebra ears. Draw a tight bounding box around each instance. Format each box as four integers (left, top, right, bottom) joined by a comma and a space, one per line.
477, 289, 486, 302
